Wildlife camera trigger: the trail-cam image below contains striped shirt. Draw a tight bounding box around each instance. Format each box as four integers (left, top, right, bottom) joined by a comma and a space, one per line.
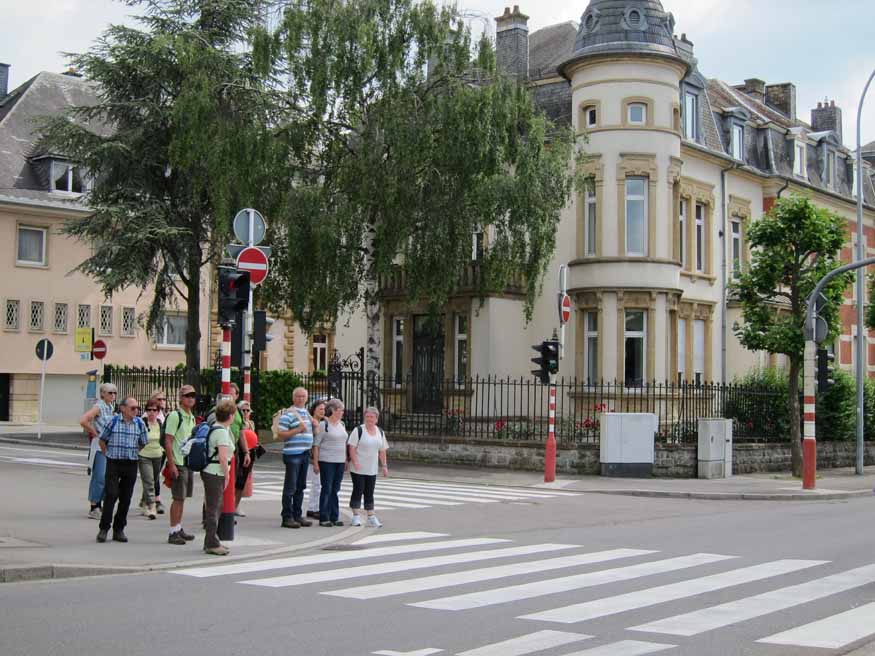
100, 415, 148, 461
278, 406, 313, 455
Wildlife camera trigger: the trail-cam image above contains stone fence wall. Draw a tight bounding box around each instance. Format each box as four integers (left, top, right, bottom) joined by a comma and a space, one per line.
388, 435, 875, 477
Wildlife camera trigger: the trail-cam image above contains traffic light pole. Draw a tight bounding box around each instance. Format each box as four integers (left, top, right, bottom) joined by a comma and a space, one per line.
545, 374, 557, 483
243, 209, 256, 403
802, 339, 817, 490
221, 325, 232, 399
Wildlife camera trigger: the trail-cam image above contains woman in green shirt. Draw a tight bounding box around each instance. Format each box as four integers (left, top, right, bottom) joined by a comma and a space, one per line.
138, 397, 165, 519
202, 399, 235, 556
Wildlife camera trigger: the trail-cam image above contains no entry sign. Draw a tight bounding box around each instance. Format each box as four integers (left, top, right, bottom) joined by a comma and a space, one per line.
236, 246, 269, 286
559, 293, 572, 325
92, 339, 108, 360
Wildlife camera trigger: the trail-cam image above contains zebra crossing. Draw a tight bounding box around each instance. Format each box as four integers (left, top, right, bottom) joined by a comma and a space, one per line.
173, 531, 875, 653
246, 472, 580, 510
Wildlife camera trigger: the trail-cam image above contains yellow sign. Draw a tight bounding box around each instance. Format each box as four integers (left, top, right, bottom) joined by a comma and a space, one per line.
75, 327, 93, 353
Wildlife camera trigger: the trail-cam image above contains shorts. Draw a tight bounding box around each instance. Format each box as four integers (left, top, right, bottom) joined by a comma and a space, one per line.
169, 466, 194, 501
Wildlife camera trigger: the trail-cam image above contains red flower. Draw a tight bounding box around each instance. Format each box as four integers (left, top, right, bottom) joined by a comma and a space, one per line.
494, 420, 507, 431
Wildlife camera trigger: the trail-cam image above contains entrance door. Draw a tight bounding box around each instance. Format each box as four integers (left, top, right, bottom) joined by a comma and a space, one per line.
412, 316, 444, 413
0, 374, 9, 421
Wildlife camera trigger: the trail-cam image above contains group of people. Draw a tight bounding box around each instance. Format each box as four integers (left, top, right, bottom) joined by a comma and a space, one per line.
78, 382, 390, 556
276, 387, 390, 530
79, 382, 259, 556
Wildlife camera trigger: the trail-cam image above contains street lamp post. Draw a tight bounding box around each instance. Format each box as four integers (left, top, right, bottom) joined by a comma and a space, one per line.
855, 68, 875, 476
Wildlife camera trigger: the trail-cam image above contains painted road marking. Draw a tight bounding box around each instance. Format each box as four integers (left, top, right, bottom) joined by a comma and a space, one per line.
756, 601, 875, 649
559, 641, 675, 656
354, 532, 448, 546
458, 630, 592, 656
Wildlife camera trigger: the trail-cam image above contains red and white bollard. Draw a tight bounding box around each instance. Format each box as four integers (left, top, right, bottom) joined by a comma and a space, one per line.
243, 367, 251, 403
802, 339, 817, 490
544, 381, 557, 483
221, 326, 232, 399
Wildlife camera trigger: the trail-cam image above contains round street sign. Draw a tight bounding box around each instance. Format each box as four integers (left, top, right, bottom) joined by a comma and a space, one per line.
232, 208, 266, 246
35, 338, 54, 361
559, 293, 572, 325
237, 246, 269, 286
92, 339, 108, 360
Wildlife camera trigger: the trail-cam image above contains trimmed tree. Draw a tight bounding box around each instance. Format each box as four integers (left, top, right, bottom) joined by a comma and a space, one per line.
733, 195, 852, 475
38, 0, 279, 381
257, 0, 581, 387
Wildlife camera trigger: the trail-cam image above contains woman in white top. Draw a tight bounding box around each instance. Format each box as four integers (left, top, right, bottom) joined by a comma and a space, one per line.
312, 399, 348, 526
347, 406, 389, 528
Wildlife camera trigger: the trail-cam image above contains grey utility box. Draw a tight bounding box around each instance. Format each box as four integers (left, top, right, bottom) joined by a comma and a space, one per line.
697, 418, 733, 479
599, 413, 657, 477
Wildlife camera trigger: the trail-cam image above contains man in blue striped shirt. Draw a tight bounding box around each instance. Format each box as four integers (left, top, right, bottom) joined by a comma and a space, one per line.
97, 396, 148, 544
277, 387, 314, 528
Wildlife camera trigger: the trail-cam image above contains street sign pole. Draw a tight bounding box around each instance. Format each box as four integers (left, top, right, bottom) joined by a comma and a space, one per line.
545, 371, 557, 483
557, 265, 568, 360
37, 347, 47, 440
243, 209, 255, 403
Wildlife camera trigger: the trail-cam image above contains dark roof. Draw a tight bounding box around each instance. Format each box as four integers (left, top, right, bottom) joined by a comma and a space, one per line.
529, 22, 577, 80
0, 71, 99, 200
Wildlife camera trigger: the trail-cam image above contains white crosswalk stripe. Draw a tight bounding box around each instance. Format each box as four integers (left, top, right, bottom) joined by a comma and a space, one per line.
756, 601, 875, 649
456, 630, 592, 656
559, 641, 676, 656
354, 532, 448, 545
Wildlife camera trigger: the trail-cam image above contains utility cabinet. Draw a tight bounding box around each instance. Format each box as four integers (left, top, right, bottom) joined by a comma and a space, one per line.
599, 413, 657, 477
697, 418, 733, 479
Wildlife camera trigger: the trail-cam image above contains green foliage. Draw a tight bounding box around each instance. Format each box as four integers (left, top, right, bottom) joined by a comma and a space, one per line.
723, 368, 790, 439
816, 370, 856, 441
251, 370, 304, 431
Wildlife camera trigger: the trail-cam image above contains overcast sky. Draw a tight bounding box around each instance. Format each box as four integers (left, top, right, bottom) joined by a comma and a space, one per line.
3, 0, 874, 146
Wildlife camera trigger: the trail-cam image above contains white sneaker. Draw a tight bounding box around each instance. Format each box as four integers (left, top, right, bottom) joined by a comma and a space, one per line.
87, 507, 101, 520
351, 515, 362, 527
366, 515, 382, 528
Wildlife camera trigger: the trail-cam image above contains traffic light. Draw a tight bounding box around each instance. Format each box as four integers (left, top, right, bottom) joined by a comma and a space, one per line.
816, 348, 835, 393
253, 310, 275, 353
218, 267, 250, 325
230, 310, 245, 368
531, 339, 560, 384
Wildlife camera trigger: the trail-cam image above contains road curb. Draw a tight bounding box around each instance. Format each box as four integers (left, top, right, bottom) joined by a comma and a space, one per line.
0, 436, 88, 451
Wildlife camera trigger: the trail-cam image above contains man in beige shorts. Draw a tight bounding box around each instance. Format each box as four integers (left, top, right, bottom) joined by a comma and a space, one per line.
163, 385, 198, 545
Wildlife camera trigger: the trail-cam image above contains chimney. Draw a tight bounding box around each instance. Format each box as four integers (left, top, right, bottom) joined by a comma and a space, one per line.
765, 82, 796, 120
495, 5, 529, 82
740, 78, 766, 103
0, 63, 9, 99
61, 66, 83, 78
811, 99, 843, 141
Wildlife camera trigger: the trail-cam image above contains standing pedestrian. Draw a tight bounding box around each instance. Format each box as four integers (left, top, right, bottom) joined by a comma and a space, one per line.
277, 387, 314, 528
150, 388, 168, 515
305, 399, 327, 520
163, 385, 198, 545
312, 399, 347, 527
96, 396, 148, 543
201, 399, 236, 556
347, 407, 390, 528
79, 383, 117, 519
137, 397, 164, 520
234, 401, 255, 517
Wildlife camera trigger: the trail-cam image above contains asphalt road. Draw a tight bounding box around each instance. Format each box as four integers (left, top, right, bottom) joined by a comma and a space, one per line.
2, 449, 875, 656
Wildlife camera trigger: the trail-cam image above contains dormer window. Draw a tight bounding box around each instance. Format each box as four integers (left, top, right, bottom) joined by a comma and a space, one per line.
51, 160, 85, 194
584, 105, 597, 128
628, 103, 647, 125
624, 7, 646, 30
794, 142, 807, 178
684, 92, 698, 140
731, 124, 744, 161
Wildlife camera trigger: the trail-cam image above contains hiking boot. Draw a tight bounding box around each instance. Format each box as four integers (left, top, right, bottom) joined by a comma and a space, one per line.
112, 530, 128, 543
296, 518, 313, 527
96, 529, 108, 543
204, 545, 230, 556
168, 531, 187, 545
319, 521, 333, 527
282, 519, 301, 529
179, 528, 195, 541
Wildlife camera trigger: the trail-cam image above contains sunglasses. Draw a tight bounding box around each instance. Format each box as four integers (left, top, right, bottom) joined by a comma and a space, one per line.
156, 398, 166, 402
182, 392, 197, 398
107, 391, 117, 395
145, 407, 158, 412
242, 409, 251, 413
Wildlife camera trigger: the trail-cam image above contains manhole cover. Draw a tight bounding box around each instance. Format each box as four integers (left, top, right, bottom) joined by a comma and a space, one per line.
322, 544, 367, 551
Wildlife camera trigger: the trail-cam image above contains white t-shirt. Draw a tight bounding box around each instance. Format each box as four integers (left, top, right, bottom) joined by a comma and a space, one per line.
348, 425, 389, 476
313, 420, 348, 463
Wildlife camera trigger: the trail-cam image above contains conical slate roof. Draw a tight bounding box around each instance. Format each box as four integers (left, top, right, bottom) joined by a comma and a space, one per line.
559, 0, 686, 77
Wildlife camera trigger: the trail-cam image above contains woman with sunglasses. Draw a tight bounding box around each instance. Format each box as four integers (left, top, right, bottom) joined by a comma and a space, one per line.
305, 399, 327, 520
148, 388, 168, 515
137, 396, 165, 519
79, 383, 118, 519
234, 401, 257, 516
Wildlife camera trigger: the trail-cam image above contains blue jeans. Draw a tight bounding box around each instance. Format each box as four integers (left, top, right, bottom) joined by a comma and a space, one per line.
281, 452, 310, 521
319, 462, 345, 522
89, 450, 107, 505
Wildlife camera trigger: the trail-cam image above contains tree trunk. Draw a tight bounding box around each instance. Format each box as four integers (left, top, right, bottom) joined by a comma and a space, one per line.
184, 249, 202, 386
788, 355, 803, 476
363, 223, 381, 407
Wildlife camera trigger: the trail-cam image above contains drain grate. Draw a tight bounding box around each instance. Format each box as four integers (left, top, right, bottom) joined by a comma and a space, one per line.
321, 544, 367, 551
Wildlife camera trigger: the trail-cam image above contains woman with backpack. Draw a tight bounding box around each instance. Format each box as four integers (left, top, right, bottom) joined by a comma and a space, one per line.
347, 406, 389, 528
137, 396, 165, 519
312, 399, 347, 527
201, 398, 236, 556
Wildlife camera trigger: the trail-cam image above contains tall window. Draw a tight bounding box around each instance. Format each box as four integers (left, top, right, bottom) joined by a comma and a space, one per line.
30, 301, 44, 332
731, 124, 744, 160
17, 226, 46, 266
679, 199, 687, 266
99, 305, 113, 336
4, 299, 20, 331
693, 320, 706, 384
471, 232, 484, 261
585, 187, 597, 256
625, 177, 647, 256
677, 318, 686, 382
121, 307, 136, 336
624, 310, 646, 386
154, 314, 186, 346
585, 311, 598, 384
584, 105, 597, 128
312, 334, 328, 372
794, 143, 807, 177
684, 92, 698, 139
53, 303, 68, 333
77, 304, 91, 329
628, 103, 647, 125
454, 315, 468, 383
392, 317, 404, 386
695, 203, 705, 272
731, 219, 743, 279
